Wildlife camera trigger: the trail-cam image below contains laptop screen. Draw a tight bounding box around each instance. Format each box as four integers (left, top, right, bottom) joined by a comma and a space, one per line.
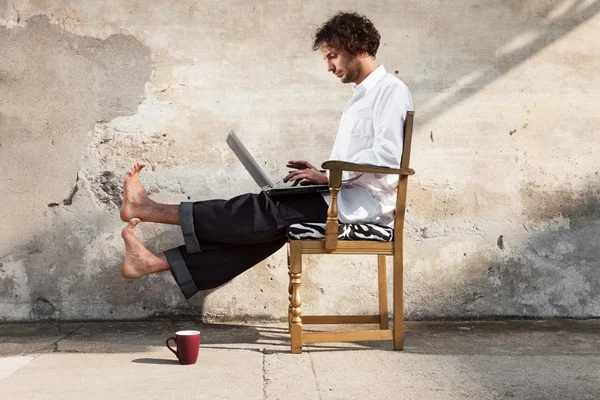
226, 129, 274, 190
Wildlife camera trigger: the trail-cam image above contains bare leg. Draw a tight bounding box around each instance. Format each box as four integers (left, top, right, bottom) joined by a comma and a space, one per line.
120, 162, 180, 225
122, 218, 171, 279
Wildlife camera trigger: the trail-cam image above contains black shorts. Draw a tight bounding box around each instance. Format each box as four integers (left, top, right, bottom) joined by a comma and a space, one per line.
164, 191, 328, 299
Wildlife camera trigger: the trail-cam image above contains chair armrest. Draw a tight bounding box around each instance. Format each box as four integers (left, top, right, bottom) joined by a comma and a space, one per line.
321, 160, 415, 176
320, 161, 415, 250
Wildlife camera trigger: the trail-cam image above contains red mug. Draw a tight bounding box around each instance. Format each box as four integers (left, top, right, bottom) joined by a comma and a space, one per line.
166, 330, 200, 365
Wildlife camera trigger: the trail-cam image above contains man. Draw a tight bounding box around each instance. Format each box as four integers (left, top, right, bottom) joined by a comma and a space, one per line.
120, 12, 413, 299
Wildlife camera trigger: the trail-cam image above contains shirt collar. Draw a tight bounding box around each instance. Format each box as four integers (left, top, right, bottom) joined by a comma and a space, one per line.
352, 65, 386, 93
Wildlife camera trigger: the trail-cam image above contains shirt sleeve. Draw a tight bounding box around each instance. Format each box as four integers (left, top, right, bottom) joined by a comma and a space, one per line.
346, 85, 412, 168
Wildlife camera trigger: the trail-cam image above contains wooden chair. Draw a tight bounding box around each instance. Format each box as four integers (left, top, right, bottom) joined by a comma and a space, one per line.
286, 111, 415, 354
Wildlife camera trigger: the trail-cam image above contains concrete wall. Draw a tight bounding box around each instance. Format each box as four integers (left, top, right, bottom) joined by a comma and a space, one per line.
1, 0, 599, 321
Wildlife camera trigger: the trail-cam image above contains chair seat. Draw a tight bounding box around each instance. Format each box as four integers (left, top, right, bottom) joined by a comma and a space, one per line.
287, 222, 394, 242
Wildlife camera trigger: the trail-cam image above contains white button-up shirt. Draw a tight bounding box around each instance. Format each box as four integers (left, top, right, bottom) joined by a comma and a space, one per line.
323, 65, 413, 227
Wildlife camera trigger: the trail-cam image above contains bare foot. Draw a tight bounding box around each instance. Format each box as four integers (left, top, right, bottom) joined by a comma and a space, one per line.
121, 218, 169, 279
120, 162, 152, 222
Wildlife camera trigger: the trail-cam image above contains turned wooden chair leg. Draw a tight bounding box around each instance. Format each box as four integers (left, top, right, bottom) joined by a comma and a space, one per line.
287, 246, 292, 329
289, 241, 303, 354
393, 252, 404, 350
288, 270, 293, 329
377, 255, 389, 330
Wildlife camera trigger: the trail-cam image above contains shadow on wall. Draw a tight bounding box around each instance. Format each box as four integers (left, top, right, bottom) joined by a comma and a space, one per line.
399, 0, 600, 319
412, 0, 600, 126
410, 180, 600, 319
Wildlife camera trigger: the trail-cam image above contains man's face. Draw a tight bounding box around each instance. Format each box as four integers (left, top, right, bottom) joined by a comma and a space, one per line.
320, 44, 362, 84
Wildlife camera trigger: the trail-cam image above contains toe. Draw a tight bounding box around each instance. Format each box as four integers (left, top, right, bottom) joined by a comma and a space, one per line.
129, 217, 141, 227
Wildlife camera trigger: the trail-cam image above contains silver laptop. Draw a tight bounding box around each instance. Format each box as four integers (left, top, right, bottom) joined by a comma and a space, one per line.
226, 129, 330, 196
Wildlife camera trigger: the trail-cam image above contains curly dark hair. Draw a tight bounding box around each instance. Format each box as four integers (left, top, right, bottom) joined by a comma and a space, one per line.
312, 12, 380, 57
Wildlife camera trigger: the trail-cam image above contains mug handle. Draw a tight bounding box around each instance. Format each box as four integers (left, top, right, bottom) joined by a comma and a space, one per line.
166, 336, 178, 358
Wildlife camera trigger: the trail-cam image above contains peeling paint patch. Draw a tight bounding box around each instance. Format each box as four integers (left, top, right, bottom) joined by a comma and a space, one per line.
98, 171, 123, 207
0, 15, 152, 255
48, 176, 80, 207
497, 235, 505, 250
32, 298, 56, 316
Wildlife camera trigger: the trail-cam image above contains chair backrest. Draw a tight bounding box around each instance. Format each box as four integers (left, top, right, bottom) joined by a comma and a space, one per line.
393, 111, 414, 236
400, 111, 414, 169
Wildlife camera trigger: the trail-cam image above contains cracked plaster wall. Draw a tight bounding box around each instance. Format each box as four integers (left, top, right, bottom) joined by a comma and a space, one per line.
0, 1, 599, 321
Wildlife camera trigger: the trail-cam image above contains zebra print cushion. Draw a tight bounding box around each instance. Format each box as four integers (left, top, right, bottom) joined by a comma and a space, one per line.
287, 222, 394, 242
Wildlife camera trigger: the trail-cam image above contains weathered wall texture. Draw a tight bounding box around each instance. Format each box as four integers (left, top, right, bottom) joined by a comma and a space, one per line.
1, 1, 599, 321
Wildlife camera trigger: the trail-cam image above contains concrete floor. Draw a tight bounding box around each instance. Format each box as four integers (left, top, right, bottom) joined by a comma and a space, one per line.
1, 319, 599, 399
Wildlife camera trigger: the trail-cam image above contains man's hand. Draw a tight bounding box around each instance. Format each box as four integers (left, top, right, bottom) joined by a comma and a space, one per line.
283, 160, 328, 186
